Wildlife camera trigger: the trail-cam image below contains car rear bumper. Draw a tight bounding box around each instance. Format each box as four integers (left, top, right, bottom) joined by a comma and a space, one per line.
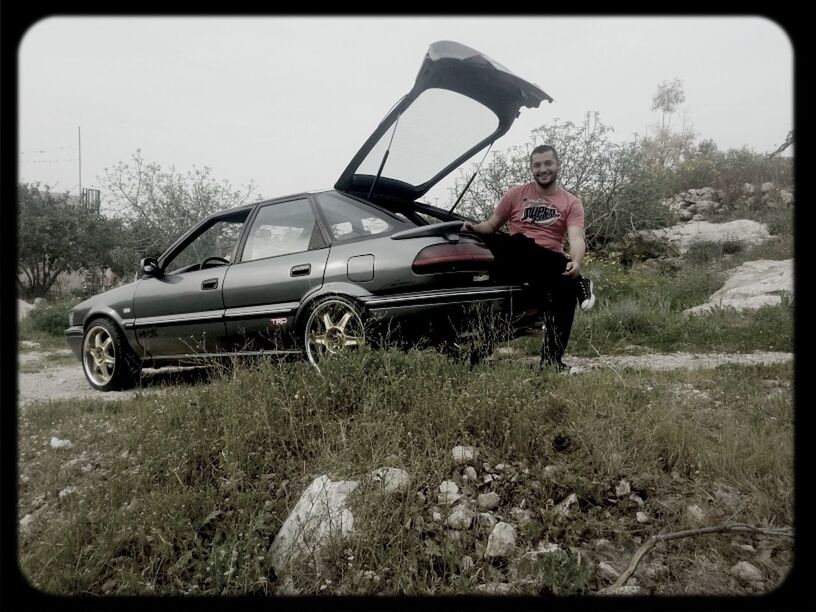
361, 285, 540, 329
65, 326, 83, 359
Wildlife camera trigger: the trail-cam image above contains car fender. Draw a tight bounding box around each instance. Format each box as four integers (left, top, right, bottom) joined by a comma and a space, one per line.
82, 302, 143, 358
293, 281, 374, 331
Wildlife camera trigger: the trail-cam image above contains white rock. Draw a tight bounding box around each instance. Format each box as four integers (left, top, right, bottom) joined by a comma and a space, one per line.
477, 492, 500, 510
451, 446, 478, 464
432, 511, 443, 522
553, 493, 578, 517
19, 514, 34, 531
478, 512, 497, 528
615, 479, 631, 497
438, 480, 461, 505
684, 259, 792, 315
731, 561, 764, 584
686, 504, 705, 523
439, 480, 459, 495
760, 182, 774, 193
635, 511, 650, 523
49, 437, 74, 449
463, 466, 478, 482
20, 340, 40, 349
485, 522, 517, 558
268, 475, 359, 576
510, 507, 533, 526
640, 220, 770, 255
598, 561, 620, 581
629, 494, 644, 507
607, 585, 645, 595
446, 505, 475, 530
371, 467, 410, 493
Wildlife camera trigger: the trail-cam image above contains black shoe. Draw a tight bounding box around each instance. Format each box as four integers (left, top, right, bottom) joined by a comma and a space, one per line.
575, 276, 595, 311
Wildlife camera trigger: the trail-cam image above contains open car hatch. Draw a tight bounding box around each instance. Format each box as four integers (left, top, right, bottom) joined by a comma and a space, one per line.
334, 40, 552, 204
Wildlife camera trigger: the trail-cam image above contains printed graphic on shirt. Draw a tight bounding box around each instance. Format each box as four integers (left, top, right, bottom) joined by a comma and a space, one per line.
520, 199, 560, 225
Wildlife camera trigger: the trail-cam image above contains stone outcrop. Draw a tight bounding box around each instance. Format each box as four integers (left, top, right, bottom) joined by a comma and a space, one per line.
639, 220, 771, 255
684, 259, 792, 315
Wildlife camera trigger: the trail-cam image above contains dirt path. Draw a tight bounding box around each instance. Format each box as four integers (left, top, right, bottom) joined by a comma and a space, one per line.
17, 349, 793, 407
492, 348, 794, 372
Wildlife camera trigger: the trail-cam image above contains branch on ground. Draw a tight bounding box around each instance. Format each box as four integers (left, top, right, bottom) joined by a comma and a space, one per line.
600, 522, 793, 593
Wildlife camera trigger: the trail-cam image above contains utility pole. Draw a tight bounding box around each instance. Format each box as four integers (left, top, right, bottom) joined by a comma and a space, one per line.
78, 126, 82, 205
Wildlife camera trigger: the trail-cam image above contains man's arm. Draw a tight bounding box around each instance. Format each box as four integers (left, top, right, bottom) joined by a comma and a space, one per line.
461, 212, 504, 235
563, 225, 586, 278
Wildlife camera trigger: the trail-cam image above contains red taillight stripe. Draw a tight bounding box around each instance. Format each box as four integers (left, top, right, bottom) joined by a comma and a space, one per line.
412, 243, 494, 272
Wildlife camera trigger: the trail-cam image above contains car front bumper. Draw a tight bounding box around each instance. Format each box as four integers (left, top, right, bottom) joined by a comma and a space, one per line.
65, 326, 83, 360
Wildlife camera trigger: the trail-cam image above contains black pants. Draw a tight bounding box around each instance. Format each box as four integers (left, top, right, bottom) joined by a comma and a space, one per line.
480, 232, 577, 367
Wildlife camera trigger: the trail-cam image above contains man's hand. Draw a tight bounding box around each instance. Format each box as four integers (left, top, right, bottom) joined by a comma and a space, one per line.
462, 212, 504, 235
562, 260, 580, 278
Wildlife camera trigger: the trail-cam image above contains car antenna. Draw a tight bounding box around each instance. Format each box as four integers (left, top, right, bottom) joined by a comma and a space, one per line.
366, 114, 402, 201
448, 142, 493, 214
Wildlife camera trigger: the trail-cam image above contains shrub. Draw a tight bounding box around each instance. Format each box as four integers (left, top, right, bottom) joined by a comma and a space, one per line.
27, 300, 76, 337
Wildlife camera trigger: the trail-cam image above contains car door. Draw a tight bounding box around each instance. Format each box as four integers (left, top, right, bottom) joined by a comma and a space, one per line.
222, 197, 331, 351
132, 208, 251, 358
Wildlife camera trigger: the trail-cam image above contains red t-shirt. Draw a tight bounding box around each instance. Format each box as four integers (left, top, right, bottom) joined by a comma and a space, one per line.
494, 183, 584, 255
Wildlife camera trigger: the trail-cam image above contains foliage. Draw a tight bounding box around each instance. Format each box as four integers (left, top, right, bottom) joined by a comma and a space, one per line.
638, 78, 696, 172
451, 113, 672, 251
17, 183, 126, 300
18, 350, 792, 595
25, 298, 79, 337
666, 145, 793, 205
100, 150, 262, 263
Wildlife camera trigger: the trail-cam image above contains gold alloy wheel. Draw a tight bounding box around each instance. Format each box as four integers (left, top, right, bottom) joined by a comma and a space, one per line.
304, 298, 365, 367
82, 324, 117, 387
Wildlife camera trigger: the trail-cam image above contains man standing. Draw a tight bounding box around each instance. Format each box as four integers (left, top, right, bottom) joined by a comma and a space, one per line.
462, 144, 594, 371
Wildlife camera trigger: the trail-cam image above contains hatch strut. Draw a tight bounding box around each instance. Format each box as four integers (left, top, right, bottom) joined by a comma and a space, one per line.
366, 114, 402, 201
448, 142, 493, 214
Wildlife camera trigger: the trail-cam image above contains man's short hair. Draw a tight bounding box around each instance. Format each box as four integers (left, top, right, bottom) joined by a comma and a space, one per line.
530, 144, 559, 165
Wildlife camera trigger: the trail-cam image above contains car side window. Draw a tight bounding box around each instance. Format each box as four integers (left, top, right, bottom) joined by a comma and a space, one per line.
164, 210, 249, 274
316, 192, 398, 242
241, 198, 322, 262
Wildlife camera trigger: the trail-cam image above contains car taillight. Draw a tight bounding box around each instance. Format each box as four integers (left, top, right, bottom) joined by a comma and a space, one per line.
412, 242, 494, 274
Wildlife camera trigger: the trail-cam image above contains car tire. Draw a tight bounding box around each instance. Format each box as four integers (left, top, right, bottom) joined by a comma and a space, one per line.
81, 319, 139, 391
303, 296, 366, 368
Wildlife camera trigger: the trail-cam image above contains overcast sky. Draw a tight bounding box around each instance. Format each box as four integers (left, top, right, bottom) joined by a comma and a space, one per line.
18, 16, 793, 209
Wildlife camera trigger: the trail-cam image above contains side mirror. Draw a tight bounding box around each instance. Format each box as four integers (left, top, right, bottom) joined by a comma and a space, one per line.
140, 257, 162, 277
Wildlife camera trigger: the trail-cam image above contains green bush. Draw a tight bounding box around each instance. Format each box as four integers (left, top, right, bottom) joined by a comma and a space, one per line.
27, 300, 76, 337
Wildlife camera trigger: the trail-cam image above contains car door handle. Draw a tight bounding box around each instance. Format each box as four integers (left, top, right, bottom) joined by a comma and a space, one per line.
201, 278, 219, 290
290, 264, 311, 277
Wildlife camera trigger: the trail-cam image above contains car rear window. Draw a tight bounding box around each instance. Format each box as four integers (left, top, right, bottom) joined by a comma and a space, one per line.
316, 192, 408, 242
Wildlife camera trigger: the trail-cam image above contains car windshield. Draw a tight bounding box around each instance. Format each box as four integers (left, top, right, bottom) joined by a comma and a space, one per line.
355, 88, 499, 187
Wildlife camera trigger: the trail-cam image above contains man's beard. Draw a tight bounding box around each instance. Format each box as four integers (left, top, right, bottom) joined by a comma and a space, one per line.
535, 173, 557, 188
